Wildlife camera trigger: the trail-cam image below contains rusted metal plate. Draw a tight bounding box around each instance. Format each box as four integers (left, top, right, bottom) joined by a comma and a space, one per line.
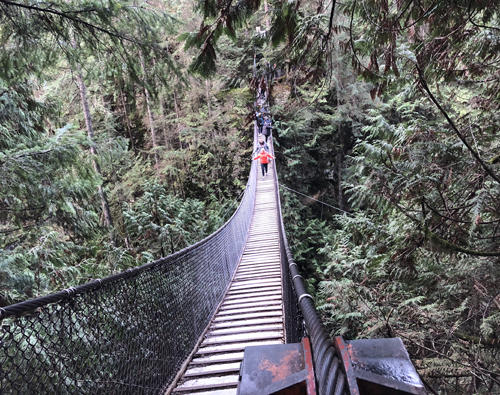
237, 342, 315, 395
301, 337, 317, 395
334, 336, 360, 394
347, 338, 426, 394
335, 337, 427, 395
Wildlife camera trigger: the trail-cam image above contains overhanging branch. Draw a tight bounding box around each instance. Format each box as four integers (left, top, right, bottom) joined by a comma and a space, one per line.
416, 65, 500, 184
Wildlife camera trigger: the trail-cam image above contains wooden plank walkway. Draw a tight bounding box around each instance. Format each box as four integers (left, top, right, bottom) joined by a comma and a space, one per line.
171, 166, 283, 394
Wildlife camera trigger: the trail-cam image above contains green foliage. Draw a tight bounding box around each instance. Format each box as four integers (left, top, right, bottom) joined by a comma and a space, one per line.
0, 0, 254, 306
183, 0, 262, 76
263, 0, 499, 391
269, 0, 299, 47
121, 179, 231, 258
0, 0, 175, 83
1, 0, 497, 392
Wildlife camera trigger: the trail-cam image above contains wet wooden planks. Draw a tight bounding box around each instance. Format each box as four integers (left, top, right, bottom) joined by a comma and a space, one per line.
171, 169, 283, 394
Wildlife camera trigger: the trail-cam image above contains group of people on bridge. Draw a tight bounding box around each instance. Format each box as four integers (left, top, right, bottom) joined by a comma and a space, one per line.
253, 91, 275, 178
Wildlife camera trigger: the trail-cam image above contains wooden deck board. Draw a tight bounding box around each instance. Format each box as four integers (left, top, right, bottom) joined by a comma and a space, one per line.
171, 170, 284, 394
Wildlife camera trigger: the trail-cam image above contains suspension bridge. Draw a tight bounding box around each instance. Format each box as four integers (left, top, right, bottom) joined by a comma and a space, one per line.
0, 103, 426, 394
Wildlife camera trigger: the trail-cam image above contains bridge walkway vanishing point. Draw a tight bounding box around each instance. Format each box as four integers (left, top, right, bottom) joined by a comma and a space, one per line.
171, 165, 284, 394
0, 100, 426, 395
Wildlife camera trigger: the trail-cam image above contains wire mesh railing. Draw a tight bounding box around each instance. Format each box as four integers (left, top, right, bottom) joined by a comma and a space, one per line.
0, 156, 257, 394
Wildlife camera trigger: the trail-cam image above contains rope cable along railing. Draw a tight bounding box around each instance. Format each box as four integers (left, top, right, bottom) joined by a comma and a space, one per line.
0, 132, 259, 394
279, 183, 352, 215
272, 129, 348, 394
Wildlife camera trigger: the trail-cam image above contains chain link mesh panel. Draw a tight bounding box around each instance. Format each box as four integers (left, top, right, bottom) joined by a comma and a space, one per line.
1, 160, 257, 394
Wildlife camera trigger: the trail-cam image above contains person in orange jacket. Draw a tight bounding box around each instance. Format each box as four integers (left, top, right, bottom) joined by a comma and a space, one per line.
253, 148, 275, 178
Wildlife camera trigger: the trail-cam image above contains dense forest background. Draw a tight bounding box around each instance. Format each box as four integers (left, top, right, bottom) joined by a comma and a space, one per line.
0, 0, 498, 393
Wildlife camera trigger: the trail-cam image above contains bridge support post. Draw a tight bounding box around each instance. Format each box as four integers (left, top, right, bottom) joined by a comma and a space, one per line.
334, 336, 426, 395
237, 337, 317, 395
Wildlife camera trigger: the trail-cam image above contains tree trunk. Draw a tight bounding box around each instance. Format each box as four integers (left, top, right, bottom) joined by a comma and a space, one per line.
263, 0, 270, 30
151, 56, 170, 149
119, 85, 136, 152
159, 94, 170, 149
173, 88, 182, 149
75, 70, 114, 230
205, 79, 212, 116
336, 149, 344, 211
139, 52, 159, 167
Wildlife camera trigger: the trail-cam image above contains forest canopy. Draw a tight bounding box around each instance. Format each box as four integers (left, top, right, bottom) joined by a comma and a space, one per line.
0, 0, 498, 393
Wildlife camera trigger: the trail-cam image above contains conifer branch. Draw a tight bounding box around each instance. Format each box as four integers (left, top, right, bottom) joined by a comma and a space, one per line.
467, 0, 500, 32
397, 332, 500, 386
416, 66, 500, 184
426, 228, 500, 257
0, 0, 161, 48
322, 0, 336, 46
348, 0, 382, 79
0, 1, 121, 38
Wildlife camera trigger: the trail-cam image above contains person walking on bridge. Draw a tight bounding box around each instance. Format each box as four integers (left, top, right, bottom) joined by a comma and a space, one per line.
254, 138, 270, 155
253, 148, 275, 178
256, 112, 264, 134
262, 116, 272, 142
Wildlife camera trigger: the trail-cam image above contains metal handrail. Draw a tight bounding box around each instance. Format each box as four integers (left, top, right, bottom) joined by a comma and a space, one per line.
272, 135, 347, 394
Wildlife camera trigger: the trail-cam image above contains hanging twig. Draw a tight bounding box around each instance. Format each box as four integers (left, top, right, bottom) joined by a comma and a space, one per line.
322, 0, 337, 48
416, 65, 500, 184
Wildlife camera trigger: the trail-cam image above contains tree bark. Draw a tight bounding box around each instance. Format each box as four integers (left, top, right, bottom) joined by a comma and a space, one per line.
139, 52, 159, 167
173, 88, 182, 149
263, 0, 270, 30
205, 79, 212, 117
75, 70, 114, 230
151, 57, 170, 150
336, 150, 344, 211
119, 85, 136, 152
